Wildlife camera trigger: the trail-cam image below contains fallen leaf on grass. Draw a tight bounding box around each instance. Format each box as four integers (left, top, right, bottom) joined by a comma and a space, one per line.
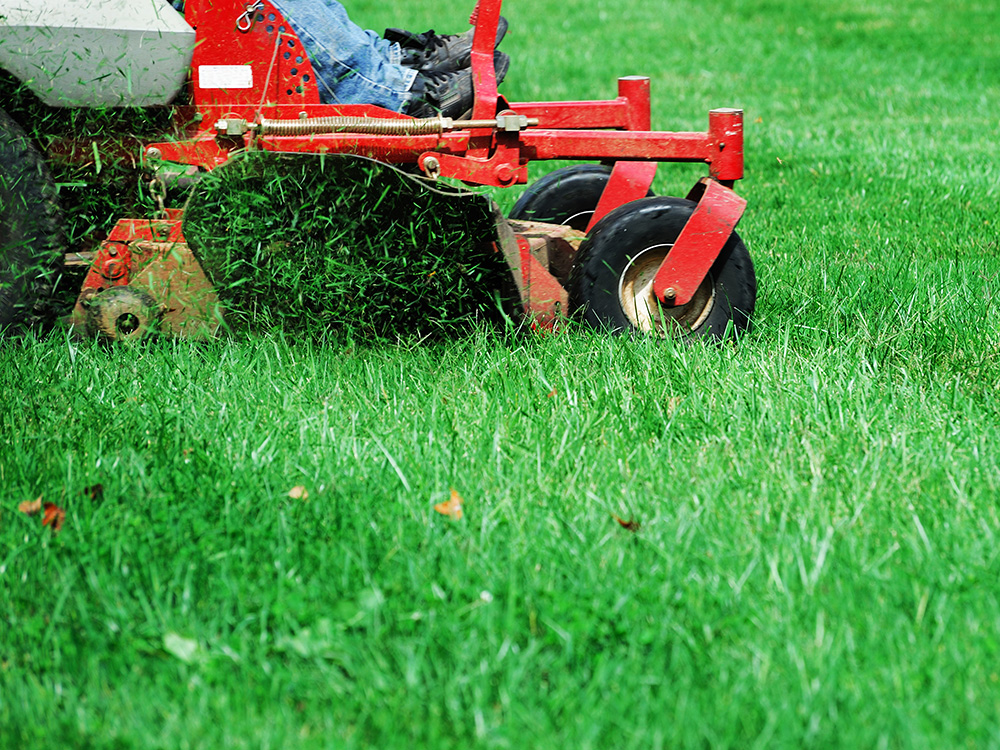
613, 515, 641, 533
434, 488, 464, 520
20, 497, 66, 533
18, 496, 42, 515
83, 484, 104, 502
288, 485, 309, 501
43, 503, 66, 532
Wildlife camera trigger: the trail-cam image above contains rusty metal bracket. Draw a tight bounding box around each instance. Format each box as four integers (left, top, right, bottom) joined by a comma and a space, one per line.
492, 206, 568, 328
69, 215, 222, 339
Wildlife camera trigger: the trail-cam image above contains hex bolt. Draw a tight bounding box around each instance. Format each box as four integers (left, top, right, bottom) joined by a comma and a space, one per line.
662, 287, 677, 302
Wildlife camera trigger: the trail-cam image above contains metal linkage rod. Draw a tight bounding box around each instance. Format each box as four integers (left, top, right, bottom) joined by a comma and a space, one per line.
219, 113, 538, 137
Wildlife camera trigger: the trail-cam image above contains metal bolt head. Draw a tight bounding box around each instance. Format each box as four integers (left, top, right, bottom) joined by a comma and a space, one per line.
215, 118, 250, 137
494, 164, 516, 185
146, 147, 162, 160
103, 259, 125, 280
663, 287, 677, 302
422, 156, 441, 180
495, 113, 530, 132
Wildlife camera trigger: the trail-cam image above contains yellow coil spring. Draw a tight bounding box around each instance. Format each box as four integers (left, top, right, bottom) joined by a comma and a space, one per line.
258, 116, 448, 137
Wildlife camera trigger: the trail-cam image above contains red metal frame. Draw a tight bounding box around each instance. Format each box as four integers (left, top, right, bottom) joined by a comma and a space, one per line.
76, 211, 185, 293
149, 0, 744, 184
653, 178, 748, 307
79, 0, 748, 330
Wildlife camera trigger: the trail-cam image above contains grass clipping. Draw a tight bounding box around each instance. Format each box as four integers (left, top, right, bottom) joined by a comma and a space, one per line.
182, 152, 507, 341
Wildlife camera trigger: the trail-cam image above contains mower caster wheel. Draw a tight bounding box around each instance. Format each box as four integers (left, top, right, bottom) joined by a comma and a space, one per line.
0, 107, 64, 334
568, 197, 756, 341
509, 164, 653, 230
83, 286, 163, 343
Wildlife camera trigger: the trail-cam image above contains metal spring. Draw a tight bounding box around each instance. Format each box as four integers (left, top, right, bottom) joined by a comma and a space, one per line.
258, 116, 449, 137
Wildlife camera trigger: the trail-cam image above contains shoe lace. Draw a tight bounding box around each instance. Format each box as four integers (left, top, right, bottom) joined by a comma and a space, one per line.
425, 32, 453, 52
420, 67, 462, 87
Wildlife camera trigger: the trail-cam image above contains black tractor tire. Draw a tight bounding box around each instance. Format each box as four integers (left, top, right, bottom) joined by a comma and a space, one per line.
0, 107, 64, 333
568, 196, 756, 341
509, 164, 653, 231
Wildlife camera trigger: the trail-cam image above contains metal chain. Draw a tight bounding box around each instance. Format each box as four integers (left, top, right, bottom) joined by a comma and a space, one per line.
148, 176, 168, 219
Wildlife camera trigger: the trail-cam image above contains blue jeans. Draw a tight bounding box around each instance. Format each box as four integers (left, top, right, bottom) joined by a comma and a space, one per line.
270, 0, 416, 111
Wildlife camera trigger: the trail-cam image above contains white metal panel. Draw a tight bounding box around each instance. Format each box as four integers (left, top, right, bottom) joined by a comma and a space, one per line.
0, 0, 196, 107
198, 65, 254, 90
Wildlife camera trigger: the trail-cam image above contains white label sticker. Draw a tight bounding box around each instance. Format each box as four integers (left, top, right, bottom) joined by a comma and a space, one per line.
198, 65, 253, 89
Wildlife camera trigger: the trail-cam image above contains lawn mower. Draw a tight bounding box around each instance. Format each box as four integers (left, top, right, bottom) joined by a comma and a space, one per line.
0, 0, 756, 342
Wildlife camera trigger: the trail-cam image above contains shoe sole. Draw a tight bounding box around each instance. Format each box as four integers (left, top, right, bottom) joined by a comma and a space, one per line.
493, 51, 510, 85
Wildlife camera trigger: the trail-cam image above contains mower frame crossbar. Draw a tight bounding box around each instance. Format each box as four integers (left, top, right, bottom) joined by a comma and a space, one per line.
149, 91, 744, 186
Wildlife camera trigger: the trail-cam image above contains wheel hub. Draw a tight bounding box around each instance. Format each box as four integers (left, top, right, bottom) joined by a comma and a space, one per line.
83, 286, 163, 342
618, 245, 715, 334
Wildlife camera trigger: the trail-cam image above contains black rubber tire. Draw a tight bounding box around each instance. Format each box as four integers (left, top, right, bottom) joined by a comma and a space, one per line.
510, 164, 653, 231
0, 107, 64, 333
568, 196, 756, 341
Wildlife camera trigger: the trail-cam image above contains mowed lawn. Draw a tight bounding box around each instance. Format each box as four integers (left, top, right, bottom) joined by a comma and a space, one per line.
3, 0, 1000, 747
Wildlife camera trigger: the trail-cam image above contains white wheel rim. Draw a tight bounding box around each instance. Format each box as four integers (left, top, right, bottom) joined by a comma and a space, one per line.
618, 244, 715, 334
562, 210, 593, 228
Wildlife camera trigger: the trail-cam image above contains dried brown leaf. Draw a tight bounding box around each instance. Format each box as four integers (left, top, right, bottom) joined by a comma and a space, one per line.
83, 484, 104, 502
18, 496, 42, 515
434, 488, 464, 520
42, 503, 66, 533
613, 515, 641, 533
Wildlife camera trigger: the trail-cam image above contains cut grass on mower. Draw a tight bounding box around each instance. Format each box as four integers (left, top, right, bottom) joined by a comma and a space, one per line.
3, 0, 1000, 747
182, 152, 506, 341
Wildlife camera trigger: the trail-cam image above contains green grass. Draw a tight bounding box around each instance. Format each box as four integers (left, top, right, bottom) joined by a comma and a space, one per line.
3, 0, 1000, 747
181, 152, 506, 341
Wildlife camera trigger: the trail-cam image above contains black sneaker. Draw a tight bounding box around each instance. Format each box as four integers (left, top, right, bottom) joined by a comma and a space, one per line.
407, 51, 510, 119
390, 16, 508, 73
492, 50, 510, 86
